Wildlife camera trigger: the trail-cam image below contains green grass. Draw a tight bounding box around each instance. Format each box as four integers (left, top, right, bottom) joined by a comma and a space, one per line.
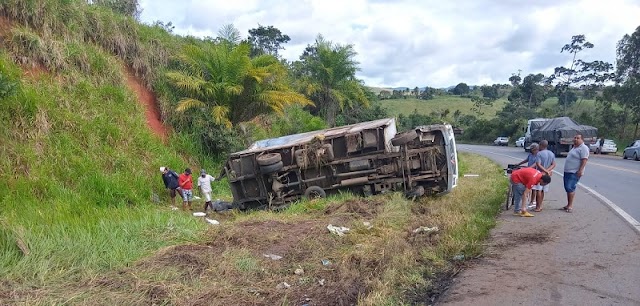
0, 41, 208, 289
378, 95, 598, 122
0, 152, 507, 305
377, 96, 508, 120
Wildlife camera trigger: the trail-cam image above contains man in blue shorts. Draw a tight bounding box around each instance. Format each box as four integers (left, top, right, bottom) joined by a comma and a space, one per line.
563, 134, 589, 213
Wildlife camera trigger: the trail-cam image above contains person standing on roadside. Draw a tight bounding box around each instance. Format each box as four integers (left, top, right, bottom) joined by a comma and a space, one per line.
562, 134, 589, 213
161, 167, 181, 206
516, 143, 540, 206
533, 140, 556, 212
597, 137, 605, 154
197, 169, 216, 211
178, 168, 194, 211
510, 167, 552, 217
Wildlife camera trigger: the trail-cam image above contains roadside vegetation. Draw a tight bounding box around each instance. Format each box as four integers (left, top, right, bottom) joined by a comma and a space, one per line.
1, 153, 507, 305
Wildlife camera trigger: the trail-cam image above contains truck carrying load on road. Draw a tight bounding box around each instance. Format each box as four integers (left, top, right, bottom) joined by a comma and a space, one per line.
528, 116, 598, 156
222, 118, 459, 210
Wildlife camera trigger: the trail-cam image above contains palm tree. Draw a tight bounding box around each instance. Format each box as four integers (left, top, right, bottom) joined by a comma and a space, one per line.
166, 27, 311, 128
294, 35, 369, 126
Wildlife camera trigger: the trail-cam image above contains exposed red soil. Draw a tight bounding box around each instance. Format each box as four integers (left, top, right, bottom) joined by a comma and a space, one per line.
0, 15, 12, 36
124, 69, 169, 143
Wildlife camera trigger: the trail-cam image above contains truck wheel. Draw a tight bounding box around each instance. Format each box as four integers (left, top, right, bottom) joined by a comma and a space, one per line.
257, 153, 282, 166
391, 130, 418, 146
304, 186, 326, 199
260, 161, 283, 174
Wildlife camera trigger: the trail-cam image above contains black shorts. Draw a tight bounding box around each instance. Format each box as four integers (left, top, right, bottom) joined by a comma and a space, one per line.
170, 188, 183, 198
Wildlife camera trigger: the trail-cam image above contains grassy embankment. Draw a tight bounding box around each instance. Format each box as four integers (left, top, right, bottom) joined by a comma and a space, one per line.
0, 0, 223, 296
1, 153, 508, 305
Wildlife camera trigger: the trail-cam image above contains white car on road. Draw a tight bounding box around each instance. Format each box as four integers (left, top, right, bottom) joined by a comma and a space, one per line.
589, 139, 617, 154
515, 136, 525, 147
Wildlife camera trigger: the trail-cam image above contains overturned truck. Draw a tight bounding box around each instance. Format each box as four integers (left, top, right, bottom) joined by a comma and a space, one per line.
222, 118, 458, 210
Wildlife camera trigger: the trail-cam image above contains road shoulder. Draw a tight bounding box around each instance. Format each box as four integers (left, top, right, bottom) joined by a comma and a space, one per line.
439, 178, 640, 305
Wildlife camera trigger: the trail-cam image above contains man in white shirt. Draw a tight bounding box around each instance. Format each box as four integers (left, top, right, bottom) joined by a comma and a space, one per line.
562, 134, 589, 213
197, 169, 216, 211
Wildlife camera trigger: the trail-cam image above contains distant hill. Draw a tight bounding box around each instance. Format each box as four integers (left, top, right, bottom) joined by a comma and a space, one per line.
368, 85, 480, 94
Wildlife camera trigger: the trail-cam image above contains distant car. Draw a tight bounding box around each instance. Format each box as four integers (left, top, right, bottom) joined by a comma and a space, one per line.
515, 137, 525, 147
589, 139, 617, 154
622, 140, 640, 161
493, 137, 509, 146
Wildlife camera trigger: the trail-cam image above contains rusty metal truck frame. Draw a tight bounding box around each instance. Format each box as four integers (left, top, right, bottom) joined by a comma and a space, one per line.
222, 118, 458, 210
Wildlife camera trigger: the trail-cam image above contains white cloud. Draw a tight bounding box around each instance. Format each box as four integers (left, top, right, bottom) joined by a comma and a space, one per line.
138, 0, 640, 88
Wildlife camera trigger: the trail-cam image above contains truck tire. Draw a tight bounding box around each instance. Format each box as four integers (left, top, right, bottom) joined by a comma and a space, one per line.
260, 161, 283, 174
257, 153, 282, 166
304, 186, 326, 199
391, 130, 418, 146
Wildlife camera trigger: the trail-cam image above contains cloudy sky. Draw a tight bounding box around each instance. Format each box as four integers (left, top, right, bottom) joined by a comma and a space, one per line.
138, 0, 640, 88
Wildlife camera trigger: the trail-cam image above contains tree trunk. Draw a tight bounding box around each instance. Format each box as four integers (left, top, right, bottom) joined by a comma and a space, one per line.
634, 121, 639, 139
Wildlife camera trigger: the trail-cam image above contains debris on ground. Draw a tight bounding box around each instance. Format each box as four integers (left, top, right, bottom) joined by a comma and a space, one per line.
327, 224, 350, 236
463, 174, 480, 177
452, 254, 465, 261
321, 259, 331, 266
276, 282, 291, 289
318, 279, 326, 286
363, 221, 373, 229
170, 206, 179, 211
263, 253, 283, 260
294, 268, 304, 275
205, 218, 220, 225
192, 212, 206, 217
412, 226, 439, 234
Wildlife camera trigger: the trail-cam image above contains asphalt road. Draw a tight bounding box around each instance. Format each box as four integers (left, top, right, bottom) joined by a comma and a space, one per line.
459, 144, 640, 223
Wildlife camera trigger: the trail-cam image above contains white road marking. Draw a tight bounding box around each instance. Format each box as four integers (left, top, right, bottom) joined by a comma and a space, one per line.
461, 147, 640, 234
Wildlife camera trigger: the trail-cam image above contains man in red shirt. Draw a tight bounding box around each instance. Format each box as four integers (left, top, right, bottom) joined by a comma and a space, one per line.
510, 167, 551, 217
178, 168, 194, 211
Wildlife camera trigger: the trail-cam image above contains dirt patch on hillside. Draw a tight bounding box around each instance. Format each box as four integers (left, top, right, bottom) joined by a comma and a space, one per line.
124, 69, 169, 142
0, 15, 12, 37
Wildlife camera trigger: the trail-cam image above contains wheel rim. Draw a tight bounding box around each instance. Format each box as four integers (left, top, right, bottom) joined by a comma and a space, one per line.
309, 191, 323, 199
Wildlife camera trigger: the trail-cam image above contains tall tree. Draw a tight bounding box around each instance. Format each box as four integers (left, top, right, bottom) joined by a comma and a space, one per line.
293, 35, 369, 126
547, 35, 614, 114
247, 25, 291, 58
612, 26, 640, 138
166, 28, 311, 128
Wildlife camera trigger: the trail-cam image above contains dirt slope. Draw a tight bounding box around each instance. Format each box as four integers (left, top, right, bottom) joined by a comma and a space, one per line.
124, 69, 169, 143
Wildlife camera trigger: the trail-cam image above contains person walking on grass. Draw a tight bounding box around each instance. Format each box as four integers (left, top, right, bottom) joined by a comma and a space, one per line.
533, 140, 556, 212
178, 168, 194, 211
160, 166, 182, 206
516, 143, 540, 207
510, 167, 551, 217
197, 169, 216, 211
562, 134, 589, 213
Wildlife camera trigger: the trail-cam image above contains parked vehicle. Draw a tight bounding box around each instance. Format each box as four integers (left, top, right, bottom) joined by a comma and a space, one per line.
493, 137, 509, 146
515, 136, 525, 147
221, 118, 459, 210
622, 140, 640, 160
589, 139, 617, 154
524, 118, 549, 151
528, 117, 598, 156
